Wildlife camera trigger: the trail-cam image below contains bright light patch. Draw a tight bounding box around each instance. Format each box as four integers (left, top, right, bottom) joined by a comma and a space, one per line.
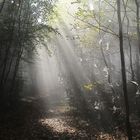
88, 0, 94, 11
39, 118, 77, 133
38, 18, 42, 23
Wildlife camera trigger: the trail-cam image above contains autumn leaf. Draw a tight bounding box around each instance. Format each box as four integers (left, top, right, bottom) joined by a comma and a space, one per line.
83, 83, 94, 91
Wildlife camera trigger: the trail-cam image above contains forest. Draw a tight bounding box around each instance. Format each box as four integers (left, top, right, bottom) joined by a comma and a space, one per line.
0, 0, 140, 140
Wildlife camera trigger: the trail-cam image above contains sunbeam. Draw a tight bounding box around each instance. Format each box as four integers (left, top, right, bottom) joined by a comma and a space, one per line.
0, 0, 139, 139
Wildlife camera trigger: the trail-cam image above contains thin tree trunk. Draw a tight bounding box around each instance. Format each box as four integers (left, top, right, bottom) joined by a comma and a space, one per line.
135, 0, 140, 83
135, 0, 140, 52
117, 1, 132, 140
98, 0, 116, 95
0, 0, 6, 13
10, 48, 23, 95
122, 0, 135, 81
3, 49, 15, 87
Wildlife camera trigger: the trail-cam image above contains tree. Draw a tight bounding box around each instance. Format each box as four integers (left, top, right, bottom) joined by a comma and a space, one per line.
0, 0, 56, 104
117, 0, 132, 139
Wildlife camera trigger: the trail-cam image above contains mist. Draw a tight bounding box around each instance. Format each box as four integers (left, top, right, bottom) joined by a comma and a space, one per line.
0, 0, 140, 140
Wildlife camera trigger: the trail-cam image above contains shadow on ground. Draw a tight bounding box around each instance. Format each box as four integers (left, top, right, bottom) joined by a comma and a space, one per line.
0, 95, 96, 140
0, 95, 139, 140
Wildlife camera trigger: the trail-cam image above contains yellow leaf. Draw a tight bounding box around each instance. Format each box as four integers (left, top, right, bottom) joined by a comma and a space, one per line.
83, 83, 94, 91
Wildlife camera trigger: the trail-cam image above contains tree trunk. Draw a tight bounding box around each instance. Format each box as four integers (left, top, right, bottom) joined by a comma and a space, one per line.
135, 0, 140, 83
0, 0, 6, 13
117, 0, 133, 140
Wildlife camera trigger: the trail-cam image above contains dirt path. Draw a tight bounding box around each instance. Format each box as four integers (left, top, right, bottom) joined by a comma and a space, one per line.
0, 95, 134, 140
0, 95, 97, 140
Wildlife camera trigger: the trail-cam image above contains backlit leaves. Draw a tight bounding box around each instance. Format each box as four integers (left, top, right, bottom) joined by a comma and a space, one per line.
83, 83, 95, 91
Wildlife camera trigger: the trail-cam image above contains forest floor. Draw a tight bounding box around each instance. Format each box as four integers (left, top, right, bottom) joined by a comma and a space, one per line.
0, 95, 139, 140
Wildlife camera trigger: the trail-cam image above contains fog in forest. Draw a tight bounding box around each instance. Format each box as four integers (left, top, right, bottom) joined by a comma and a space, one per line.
0, 0, 140, 140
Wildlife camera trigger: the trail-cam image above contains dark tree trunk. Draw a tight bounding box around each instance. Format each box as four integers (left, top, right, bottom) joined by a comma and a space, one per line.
122, 0, 135, 81
135, 0, 140, 83
0, 0, 6, 13
135, 0, 140, 52
117, 0, 133, 140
